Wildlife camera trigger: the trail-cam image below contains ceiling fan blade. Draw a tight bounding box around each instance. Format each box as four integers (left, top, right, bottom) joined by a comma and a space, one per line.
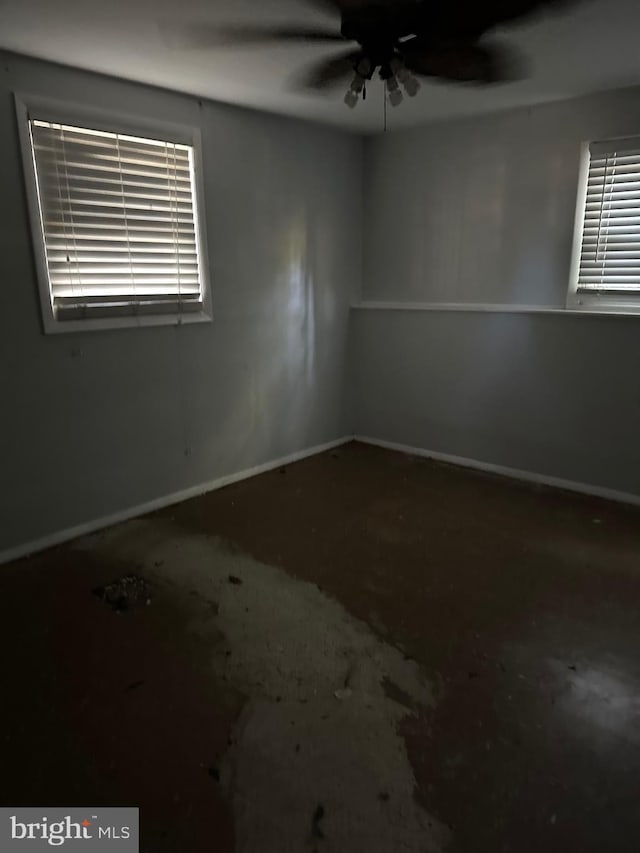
413, 0, 578, 42
303, 0, 392, 11
294, 49, 363, 91
303, 0, 350, 11
217, 24, 346, 45
468, 0, 577, 30
165, 24, 345, 49
403, 40, 524, 84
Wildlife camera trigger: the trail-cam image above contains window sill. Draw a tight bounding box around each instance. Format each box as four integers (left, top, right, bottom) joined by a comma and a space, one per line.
566, 294, 640, 317
351, 301, 640, 317
42, 309, 213, 335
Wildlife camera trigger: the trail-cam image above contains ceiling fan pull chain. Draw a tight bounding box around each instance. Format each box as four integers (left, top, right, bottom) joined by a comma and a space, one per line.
383, 84, 387, 133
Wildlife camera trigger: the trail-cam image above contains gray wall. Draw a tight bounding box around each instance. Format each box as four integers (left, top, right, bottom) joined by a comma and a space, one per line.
356, 88, 640, 497
0, 52, 362, 555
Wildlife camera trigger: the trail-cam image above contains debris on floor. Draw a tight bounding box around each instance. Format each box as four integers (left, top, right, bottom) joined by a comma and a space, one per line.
334, 687, 353, 701
77, 519, 451, 852
312, 804, 325, 840
92, 574, 151, 612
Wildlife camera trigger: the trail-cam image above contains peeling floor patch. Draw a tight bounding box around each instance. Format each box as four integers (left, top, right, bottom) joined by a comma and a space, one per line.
76, 519, 450, 853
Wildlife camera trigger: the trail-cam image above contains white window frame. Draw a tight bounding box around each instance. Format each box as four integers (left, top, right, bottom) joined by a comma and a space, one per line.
568, 138, 640, 316
15, 93, 213, 334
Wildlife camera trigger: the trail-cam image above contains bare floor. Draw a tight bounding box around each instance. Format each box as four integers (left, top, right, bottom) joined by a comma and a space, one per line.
2, 442, 639, 852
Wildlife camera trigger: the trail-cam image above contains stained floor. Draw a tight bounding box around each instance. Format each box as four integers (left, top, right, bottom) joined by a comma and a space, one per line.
1, 441, 639, 852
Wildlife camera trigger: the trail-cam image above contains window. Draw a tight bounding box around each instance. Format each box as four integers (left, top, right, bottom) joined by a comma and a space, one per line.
16, 96, 211, 333
569, 137, 640, 314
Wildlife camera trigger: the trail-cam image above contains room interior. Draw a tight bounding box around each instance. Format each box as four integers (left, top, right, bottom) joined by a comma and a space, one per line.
0, 0, 639, 851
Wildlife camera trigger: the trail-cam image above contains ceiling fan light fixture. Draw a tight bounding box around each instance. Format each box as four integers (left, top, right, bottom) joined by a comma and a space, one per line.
394, 62, 410, 83
389, 58, 420, 98
388, 88, 403, 107
402, 76, 420, 97
344, 89, 359, 109
349, 74, 365, 93
355, 57, 373, 79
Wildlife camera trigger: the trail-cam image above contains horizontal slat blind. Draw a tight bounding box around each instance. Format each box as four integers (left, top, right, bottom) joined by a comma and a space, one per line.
29, 120, 204, 320
578, 138, 640, 295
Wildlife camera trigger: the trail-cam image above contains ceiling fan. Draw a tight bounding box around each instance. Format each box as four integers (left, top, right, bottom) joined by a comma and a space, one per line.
182, 0, 575, 109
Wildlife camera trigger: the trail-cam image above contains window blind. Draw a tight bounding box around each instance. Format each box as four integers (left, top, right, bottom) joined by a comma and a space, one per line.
29, 120, 204, 320
578, 137, 640, 295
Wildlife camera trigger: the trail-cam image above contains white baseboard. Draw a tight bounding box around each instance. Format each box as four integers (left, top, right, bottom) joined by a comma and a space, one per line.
355, 435, 640, 508
0, 436, 353, 566
5, 433, 637, 567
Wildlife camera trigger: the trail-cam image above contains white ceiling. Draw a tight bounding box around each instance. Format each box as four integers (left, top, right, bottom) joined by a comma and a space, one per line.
2, 0, 640, 133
